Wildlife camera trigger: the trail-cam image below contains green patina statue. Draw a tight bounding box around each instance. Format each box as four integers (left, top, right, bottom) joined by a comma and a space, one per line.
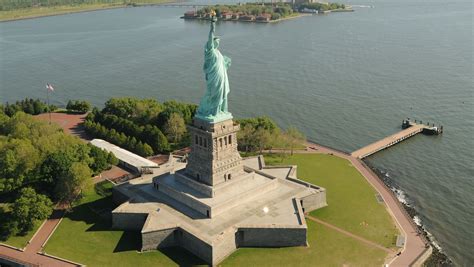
195, 13, 233, 123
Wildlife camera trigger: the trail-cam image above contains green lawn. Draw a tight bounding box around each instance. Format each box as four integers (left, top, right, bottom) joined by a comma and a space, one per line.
44, 154, 397, 266
223, 220, 387, 266
1, 220, 42, 249
266, 153, 399, 248
44, 181, 205, 266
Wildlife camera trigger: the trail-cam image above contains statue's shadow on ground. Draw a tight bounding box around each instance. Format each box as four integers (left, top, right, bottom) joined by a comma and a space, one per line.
66, 196, 207, 266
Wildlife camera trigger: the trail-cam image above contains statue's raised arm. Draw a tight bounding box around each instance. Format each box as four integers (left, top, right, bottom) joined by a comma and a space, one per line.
207, 21, 216, 50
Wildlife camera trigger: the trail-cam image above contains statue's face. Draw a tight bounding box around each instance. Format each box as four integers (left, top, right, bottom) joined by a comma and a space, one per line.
213, 38, 220, 48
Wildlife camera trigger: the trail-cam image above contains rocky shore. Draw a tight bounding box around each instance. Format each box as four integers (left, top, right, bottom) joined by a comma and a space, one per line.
364, 161, 452, 266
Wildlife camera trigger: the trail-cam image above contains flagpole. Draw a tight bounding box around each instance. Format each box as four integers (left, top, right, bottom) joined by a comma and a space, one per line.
46, 85, 51, 124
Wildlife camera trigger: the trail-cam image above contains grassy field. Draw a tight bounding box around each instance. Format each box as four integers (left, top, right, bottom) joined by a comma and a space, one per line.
1, 220, 42, 249
266, 153, 399, 248
44, 153, 397, 266
44, 181, 205, 266
0, 0, 170, 22
223, 220, 387, 266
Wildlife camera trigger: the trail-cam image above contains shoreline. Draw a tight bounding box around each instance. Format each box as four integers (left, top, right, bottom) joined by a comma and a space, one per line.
303, 140, 431, 266
0, 2, 173, 23
181, 13, 312, 24
364, 161, 453, 266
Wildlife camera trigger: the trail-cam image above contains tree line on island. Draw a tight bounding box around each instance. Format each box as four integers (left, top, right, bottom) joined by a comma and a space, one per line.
185, 2, 347, 22
298, 2, 346, 12
3, 98, 90, 116
3, 98, 56, 116
191, 3, 294, 21
83, 98, 196, 157
0, 0, 166, 11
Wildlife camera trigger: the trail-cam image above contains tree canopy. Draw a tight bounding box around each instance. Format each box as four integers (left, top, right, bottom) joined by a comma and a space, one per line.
237, 116, 281, 153
0, 112, 116, 197
66, 100, 91, 114
165, 113, 186, 144
11, 187, 53, 234
0, 111, 118, 240
2, 98, 55, 117
84, 97, 197, 155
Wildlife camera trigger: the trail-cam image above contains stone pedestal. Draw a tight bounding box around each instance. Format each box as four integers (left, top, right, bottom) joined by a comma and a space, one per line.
185, 118, 243, 187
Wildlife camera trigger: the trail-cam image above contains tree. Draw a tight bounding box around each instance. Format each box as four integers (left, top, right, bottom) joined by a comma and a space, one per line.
0, 138, 41, 193
237, 116, 278, 134
142, 125, 169, 153
276, 132, 290, 161
102, 97, 162, 124
108, 152, 119, 166
255, 128, 272, 154
165, 113, 186, 143
126, 136, 137, 151
271, 13, 281, 20
88, 144, 113, 175
55, 162, 92, 209
237, 124, 255, 152
285, 126, 305, 156
142, 143, 154, 157
3, 98, 50, 116
11, 188, 53, 233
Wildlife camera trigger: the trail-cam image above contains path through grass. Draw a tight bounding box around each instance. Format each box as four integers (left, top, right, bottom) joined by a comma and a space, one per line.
266, 153, 399, 248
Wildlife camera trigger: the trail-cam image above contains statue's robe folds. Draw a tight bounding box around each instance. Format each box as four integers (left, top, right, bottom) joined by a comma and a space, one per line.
197, 23, 232, 121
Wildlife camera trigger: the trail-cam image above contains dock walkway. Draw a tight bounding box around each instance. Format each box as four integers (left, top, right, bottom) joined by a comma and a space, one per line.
352, 124, 424, 158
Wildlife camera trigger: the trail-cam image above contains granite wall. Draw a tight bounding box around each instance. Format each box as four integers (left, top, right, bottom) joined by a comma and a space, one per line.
112, 212, 147, 231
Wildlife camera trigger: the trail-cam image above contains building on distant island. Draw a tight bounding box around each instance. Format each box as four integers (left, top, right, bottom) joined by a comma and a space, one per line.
239, 14, 256, 21
232, 12, 241, 20
111, 16, 327, 266
256, 13, 272, 22
294, 0, 329, 4
183, 10, 198, 19
221, 11, 233, 20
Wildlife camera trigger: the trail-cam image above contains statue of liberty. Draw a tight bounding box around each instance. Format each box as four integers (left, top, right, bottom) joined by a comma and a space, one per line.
196, 11, 233, 123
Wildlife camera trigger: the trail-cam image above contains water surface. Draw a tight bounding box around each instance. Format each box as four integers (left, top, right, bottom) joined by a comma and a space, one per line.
0, 0, 472, 265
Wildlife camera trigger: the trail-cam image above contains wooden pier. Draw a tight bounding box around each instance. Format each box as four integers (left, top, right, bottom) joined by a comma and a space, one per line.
351, 119, 443, 159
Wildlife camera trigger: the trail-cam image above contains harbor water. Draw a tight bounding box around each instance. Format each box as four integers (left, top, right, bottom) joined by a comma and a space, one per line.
0, 0, 472, 264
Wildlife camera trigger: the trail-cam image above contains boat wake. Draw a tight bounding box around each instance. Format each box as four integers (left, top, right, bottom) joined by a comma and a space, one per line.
350, 5, 374, 8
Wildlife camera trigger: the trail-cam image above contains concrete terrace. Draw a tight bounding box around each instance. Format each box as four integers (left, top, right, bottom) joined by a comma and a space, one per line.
113, 157, 323, 237
111, 156, 327, 265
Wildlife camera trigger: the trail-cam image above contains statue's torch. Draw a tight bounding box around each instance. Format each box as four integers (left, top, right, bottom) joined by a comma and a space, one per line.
210, 10, 217, 22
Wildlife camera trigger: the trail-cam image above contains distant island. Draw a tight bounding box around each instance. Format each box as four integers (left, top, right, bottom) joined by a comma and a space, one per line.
182, 2, 352, 23
0, 0, 171, 22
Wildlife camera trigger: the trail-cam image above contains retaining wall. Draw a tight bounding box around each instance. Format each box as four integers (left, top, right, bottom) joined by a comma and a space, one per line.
142, 228, 177, 250
238, 227, 307, 247
300, 190, 327, 212
112, 212, 147, 231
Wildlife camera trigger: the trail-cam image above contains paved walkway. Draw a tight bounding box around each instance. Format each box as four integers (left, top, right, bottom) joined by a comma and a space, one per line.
0, 209, 77, 266
304, 141, 429, 266
306, 215, 393, 253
